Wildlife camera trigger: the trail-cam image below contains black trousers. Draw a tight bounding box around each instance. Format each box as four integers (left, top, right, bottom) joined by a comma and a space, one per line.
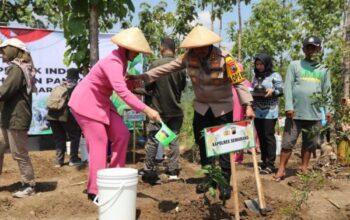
193, 108, 232, 177
49, 115, 81, 164
254, 118, 277, 169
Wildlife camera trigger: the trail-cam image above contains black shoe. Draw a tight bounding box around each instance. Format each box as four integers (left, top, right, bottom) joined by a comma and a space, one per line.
69, 158, 82, 166
140, 170, 160, 185
260, 167, 275, 175
258, 162, 267, 171
138, 168, 147, 176
219, 185, 232, 200
87, 193, 97, 202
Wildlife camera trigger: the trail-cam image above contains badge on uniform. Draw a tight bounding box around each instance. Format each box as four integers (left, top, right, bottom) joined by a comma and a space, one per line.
225, 56, 245, 84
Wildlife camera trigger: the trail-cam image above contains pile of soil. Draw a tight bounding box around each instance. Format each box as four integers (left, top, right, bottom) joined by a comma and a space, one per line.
1, 147, 350, 219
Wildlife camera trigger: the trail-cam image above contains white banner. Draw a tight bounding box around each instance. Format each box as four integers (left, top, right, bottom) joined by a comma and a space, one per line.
0, 27, 115, 134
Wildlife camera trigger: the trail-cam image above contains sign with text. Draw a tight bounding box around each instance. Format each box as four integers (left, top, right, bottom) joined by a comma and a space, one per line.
204, 120, 256, 157
0, 27, 115, 134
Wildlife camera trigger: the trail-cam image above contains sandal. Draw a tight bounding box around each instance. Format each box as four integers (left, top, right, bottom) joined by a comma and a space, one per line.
273, 173, 285, 182
296, 169, 309, 176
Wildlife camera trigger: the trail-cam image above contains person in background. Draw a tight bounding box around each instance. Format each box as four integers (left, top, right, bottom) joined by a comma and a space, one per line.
232, 64, 260, 163
0, 38, 36, 198
0, 38, 4, 176
132, 26, 255, 200
47, 68, 82, 167
68, 28, 161, 201
138, 37, 186, 182
274, 36, 332, 181
252, 53, 283, 174
0, 101, 4, 175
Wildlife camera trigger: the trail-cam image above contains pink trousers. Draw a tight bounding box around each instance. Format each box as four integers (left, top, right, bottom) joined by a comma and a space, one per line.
72, 109, 130, 195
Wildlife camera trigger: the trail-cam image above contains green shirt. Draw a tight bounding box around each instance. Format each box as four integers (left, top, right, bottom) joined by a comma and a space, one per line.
284, 59, 332, 120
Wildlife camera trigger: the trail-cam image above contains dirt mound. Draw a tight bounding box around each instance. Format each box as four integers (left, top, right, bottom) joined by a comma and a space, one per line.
1, 149, 350, 219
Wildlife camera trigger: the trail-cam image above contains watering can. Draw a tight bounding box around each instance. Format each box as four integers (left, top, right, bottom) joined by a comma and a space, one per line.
155, 120, 177, 146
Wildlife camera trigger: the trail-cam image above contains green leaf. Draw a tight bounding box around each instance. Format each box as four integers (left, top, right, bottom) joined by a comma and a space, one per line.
67, 17, 86, 35
208, 187, 216, 197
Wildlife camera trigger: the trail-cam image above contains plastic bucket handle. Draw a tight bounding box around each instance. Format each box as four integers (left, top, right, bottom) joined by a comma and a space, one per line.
93, 182, 125, 212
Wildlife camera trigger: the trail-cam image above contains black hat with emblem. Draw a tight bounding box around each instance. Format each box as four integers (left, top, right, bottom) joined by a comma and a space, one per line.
303, 36, 322, 47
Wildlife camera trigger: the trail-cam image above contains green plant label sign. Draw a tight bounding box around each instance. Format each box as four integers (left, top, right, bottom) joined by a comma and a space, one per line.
204, 120, 256, 157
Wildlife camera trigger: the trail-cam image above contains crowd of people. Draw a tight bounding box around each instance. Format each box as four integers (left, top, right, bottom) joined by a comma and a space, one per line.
0, 26, 332, 202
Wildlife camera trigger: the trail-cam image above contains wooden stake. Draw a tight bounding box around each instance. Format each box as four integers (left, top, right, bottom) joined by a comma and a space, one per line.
230, 153, 240, 220
133, 121, 136, 164
251, 148, 267, 213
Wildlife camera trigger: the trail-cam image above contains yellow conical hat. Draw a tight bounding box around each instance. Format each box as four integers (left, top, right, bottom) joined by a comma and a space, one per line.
111, 27, 152, 54
180, 26, 222, 48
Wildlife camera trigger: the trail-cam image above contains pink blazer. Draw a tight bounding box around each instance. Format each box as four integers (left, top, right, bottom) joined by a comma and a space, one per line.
68, 47, 146, 125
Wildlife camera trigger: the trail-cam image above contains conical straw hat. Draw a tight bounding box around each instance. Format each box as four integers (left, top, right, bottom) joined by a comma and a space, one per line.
180, 26, 222, 48
111, 27, 152, 54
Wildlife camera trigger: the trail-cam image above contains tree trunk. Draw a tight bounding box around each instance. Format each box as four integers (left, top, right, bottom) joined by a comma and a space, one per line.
237, 0, 242, 61
219, 17, 222, 48
210, 3, 214, 31
344, 1, 350, 97
89, 4, 99, 69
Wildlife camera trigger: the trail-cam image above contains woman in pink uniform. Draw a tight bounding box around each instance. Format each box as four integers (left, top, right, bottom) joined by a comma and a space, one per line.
232, 64, 260, 163
68, 28, 160, 201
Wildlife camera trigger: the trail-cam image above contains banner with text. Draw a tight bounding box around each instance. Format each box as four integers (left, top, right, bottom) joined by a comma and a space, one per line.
0, 27, 116, 135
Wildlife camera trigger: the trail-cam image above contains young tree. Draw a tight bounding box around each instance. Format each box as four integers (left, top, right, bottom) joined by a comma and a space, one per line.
138, 0, 198, 58
57, 0, 134, 72
199, 0, 250, 52
1, 1, 134, 72
172, 0, 198, 41
230, 0, 295, 75
138, 1, 175, 57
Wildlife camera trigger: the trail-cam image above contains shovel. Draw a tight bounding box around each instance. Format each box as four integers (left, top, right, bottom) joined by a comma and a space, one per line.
247, 148, 269, 216
244, 198, 272, 215
244, 198, 260, 213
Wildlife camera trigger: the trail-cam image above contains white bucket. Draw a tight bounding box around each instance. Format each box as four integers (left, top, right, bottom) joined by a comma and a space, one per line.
95, 168, 138, 220
275, 134, 282, 155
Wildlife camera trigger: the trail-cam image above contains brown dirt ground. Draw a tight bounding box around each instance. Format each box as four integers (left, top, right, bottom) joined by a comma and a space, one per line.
1, 146, 350, 220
